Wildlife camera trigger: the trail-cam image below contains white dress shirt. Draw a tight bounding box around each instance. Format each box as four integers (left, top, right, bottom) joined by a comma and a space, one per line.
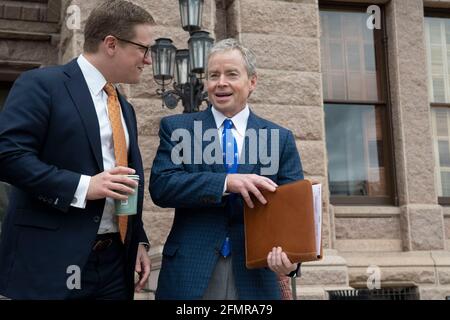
71, 54, 130, 234
211, 105, 250, 193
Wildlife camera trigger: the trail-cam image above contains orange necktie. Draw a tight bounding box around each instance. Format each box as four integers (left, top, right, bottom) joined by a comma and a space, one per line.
104, 83, 128, 243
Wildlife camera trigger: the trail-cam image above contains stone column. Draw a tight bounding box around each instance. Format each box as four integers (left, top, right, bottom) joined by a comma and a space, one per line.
387, 0, 445, 251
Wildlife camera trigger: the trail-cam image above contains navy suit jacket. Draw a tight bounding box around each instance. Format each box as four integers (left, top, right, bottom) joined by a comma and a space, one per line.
0, 59, 147, 299
150, 107, 303, 299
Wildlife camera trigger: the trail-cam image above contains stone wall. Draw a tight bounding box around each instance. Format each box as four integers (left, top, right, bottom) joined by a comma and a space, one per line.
0, 0, 61, 80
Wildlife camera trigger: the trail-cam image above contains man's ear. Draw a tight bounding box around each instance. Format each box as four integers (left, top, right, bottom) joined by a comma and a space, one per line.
103, 35, 117, 56
248, 73, 257, 96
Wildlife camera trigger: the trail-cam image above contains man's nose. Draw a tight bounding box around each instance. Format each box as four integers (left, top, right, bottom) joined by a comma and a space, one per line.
144, 55, 152, 65
217, 74, 227, 86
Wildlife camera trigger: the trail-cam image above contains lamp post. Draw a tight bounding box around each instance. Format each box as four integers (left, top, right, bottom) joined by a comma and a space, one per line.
151, 0, 214, 113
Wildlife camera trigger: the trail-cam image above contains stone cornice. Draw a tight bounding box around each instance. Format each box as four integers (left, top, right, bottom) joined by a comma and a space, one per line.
0, 29, 52, 40
0, 0, 60, 23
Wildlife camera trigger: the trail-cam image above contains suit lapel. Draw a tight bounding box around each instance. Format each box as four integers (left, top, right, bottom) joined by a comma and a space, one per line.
196, 107, 225, 173
64, 59, 103, 171
117, 95, 140, 234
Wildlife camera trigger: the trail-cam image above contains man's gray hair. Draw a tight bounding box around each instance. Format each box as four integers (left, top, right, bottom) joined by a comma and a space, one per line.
207, 38, 257, 77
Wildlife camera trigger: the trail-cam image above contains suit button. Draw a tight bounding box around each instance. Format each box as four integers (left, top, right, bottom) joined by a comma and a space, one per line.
93, 216, 100, 223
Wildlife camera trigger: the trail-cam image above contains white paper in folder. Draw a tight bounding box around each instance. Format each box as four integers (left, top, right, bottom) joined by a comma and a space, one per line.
312, 184, 322, 256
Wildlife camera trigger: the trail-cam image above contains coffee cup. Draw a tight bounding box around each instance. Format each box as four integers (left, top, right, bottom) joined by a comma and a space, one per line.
114, 174, 139, 216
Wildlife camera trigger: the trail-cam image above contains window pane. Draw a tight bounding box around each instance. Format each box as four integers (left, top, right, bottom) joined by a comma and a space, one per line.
433, 77, 446, 102
347, 72, 363, 100
331, 73, 346, 97
446, 20, 450, 45
343, 13, 360, 37
441, 171, 450, 196
436, 109, 448, 136
330, 42, 344, 69
364, 43, 376, 71
426, 17, 450, 103
431, 47, 443, 70
432, 108, 450, 197
429, 19, 442, 45
320, 10, 379, 101
438, 140, 450, 166
327, 12, 342, 39
347, 42, 361, 71
325, 104, 388, 196
366, 73, 378, 101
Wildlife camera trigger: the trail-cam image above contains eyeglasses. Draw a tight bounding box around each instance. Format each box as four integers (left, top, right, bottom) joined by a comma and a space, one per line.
111, 35, 151, 59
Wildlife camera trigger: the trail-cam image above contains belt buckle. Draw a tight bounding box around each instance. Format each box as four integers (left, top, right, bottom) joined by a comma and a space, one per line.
92, 238, 113, 251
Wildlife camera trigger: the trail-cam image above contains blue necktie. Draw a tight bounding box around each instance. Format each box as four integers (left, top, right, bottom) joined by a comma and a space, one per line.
220, 119, 238, 258
222, 119, 238, 174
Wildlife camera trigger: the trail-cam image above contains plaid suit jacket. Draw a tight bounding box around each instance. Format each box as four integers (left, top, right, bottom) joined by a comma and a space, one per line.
150, 106, 303, 299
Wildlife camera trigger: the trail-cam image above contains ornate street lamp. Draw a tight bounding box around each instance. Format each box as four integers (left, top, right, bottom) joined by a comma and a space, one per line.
174, 49, 189, 85
151, 0, 213, 113
188, 30, 213, 75
179, 0, 204, 32
150, 38, 176, 88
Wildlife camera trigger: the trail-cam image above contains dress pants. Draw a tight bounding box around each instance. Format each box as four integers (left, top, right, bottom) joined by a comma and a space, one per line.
203, 256, 238, 300
68, 233, 128, 300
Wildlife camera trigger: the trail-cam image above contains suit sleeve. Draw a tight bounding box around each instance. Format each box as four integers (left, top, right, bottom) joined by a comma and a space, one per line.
149, 117, 227, 208
277, 130, 304, 185
0, 71, 80, 212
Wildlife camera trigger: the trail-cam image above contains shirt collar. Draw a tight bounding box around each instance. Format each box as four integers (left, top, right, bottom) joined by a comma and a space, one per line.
77, 54, 109, 97
211, 105, 250, 137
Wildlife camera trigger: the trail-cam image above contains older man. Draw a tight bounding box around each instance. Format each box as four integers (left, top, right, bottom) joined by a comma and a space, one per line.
150, 38, 303, 299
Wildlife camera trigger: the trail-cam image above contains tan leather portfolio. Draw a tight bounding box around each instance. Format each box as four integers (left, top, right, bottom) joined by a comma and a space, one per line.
243, 179, 322, 269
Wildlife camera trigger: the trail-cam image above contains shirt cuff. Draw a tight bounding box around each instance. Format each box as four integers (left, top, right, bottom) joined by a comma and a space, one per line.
223, 175, 229, 195
287, 263, 301, 278
71, 175, 91, 209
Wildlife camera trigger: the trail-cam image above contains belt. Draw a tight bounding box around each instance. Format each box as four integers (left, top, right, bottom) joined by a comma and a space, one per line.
92, 233, 120, 251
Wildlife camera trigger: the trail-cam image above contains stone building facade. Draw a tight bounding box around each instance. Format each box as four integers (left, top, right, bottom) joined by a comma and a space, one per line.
1, 0, 450, 299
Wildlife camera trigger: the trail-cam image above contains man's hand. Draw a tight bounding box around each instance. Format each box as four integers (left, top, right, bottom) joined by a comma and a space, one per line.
226, 174, 278, 208
267, 246, 298, 276
86, 167, 138, 201
135, 244, 151, 292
